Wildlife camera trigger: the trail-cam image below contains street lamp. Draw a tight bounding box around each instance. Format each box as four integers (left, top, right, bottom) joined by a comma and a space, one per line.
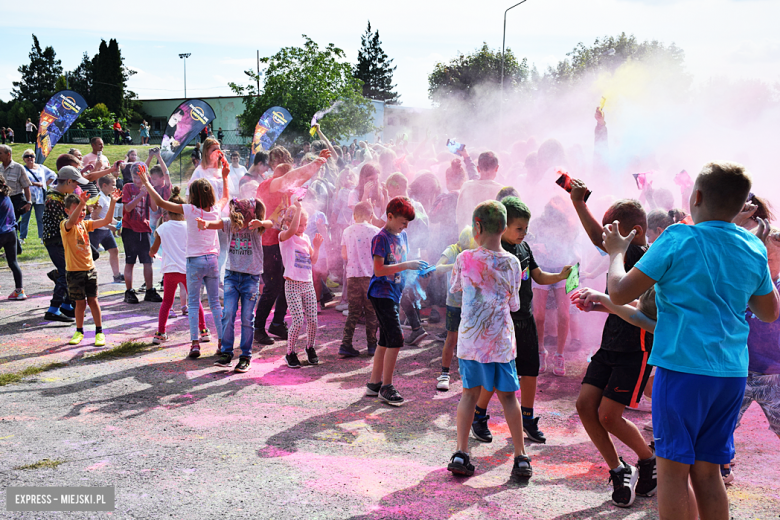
179, 53, 191, 98
501, 0, 529, 95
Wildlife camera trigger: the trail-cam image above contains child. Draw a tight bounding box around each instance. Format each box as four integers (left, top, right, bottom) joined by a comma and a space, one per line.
0, 178, 25, 300
603, 162, 779, 519
137, 162, 230, 359
339, 201, 380, 358
121, 163, 163, 304
61, 188, 120, 346
569, 178, 657, 508
199, 198, 272, 372
446, 200, 531, 480
365, 196, 423, 406
332, 168, 357, 312
455, 151, 503, 234
148, 154, 172, 235
149, 187, 207, 345
91, 176, 123, 283
279, 199, 325, 368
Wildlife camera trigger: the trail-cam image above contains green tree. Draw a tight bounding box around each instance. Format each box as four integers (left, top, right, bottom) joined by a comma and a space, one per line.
354, 22, 399, 104
91, 39, 137, 116
68, 52, 96, 106
12, 34, 63, 113
230, 35, 375, 143
428, 43, 529, 106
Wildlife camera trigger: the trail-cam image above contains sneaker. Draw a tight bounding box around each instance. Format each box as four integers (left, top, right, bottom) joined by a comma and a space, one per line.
268, 322, 289, 340
436, 373, 451, 391
124, 290, 139, 304
320, 292, 334, 307
214, 352, 233, 367
721, 465, 734, 485
94, 333, 106, 347
168, 309, 177, 319
254, 333, 274, 345
153, 332, 168, 345
181, 305, 188, 315
59, 306, 75, 318
8, 289, 27, 300
44, 311, 74, 323
447, 451, 475, 476
285, 352, 301, 368
338, 344, 360, 358
47, 269, 59, 282
471, 415, 493, 442
325, 277, 340, 289
379, 384, 404, 406
428, 308, 442, 324
139, 282, 147, 292
189, 344, 201, 359
235, 357, 251, 373
511, 454, 533, 479
69, 331, 84, 345
334, 302, 349, 312
636, 454, 657, 497
199, 329, 211, 343
144, 288, 163, 302
404, 328, 428, 345
112, 274, 125, 283
366, 345, 376, 357
305, 347, 319, 365
539, 349, 548, 374
435, 331, 448, 341
365, 381, 382, 396
608, 458, 638, 508
636, 397, 652, 413
553, 353, 566, 376
523, 417, 547, 444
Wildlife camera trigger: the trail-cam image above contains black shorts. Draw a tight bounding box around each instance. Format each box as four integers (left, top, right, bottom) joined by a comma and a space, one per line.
369, 296, 404, 349
89, 228, 117, 251
445, 305, 461, 333
582, 347, 653, 408
66, 269, 98, 301
514, 317, 540, 377
121, 228, 152, 264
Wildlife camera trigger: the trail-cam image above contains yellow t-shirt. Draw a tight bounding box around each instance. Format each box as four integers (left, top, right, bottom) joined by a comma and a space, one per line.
60, 220, 95, 272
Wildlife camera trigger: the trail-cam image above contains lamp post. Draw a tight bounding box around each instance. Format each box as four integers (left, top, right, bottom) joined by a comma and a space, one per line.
501, 0, 529, 96
179, 53, 191, 98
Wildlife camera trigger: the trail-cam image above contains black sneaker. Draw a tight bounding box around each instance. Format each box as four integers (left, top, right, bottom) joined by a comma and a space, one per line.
523, 417, 547, 444
338, 344, 360, 358
124, 289, 140, 304
367, 345, 376, 356
254, 333, 274, 345
511, 454, 533, 479
59, 306, 75, 318
285, 352, 301, 369
234, 357, 251, 373
144, 288, 163, 303
471, 415, 493, 443
379, 384, 404, 406
365, 381, 382, 396
268, 322, 289, 340
635, 454, 657, 497
428, 308, 442, 324
404, 328, 428, 345
44, 311, 74, 322
447, 451, 475, 476
47, 269, 59, 282
608, 458, 638, 507
305, 347, 319, 365
214, 352, 233, 367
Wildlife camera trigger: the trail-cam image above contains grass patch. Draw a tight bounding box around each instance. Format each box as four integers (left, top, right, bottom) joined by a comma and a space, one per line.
84, 340, 154, 361
14, 458, 67, 470
0, 362, 67, 387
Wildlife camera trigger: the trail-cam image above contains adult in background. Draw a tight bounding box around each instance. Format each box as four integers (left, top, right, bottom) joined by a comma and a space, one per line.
0, 145, 32, 225
25, 119, 37, 144
6, 128, 14, 144
253, 146, 330, 344
113, 119, 122, 145
239, 151, 269, 199
217, 127, 224, 143
82, 137, 124, 198
20, 149, 56, 244
227, 151, 246, 198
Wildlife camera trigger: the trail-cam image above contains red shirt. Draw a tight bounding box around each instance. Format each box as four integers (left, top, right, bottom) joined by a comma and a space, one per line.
122, 183, 151, 233
257, 178, 290, 246
113, 122, 122, 131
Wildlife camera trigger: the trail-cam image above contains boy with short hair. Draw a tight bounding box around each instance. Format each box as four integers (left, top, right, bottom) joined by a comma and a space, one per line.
339, 201, 380, 358
604, 161, 779, 519
365, 196, 424, 406
570, 179, 657, 508
61, 188, 120, 346
455, 151, 503, 233
92, 176, 123, 283
446, 200, 531, 479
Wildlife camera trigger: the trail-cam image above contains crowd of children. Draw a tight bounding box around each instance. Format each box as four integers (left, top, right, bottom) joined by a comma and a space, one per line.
9, 124, 777, 520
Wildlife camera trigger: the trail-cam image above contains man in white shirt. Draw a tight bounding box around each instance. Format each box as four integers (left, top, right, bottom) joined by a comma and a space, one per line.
455, 151, 503, 234
228, 151, 247, 199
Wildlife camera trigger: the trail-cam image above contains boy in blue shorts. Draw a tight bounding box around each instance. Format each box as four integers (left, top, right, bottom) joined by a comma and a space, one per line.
603, 161, 779, 520
446, 200, 531, 479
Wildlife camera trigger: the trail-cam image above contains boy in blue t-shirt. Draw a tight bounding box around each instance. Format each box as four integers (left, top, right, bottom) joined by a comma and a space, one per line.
603, 161, 780, 519
365, 196, 424, 406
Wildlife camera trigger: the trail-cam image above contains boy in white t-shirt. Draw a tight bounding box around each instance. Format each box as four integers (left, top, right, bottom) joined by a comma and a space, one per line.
91, 176, 123, 282
446, 200, 532, 480
339, 201, 380, 357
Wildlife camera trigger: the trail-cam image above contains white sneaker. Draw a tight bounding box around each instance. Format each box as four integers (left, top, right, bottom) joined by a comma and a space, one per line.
539, 349, 548, 374
436, 373, 451, 391
335, 302, 348, 312
553, 353, 566, 376
342, 310, 349, 317
636, 397, 652, 413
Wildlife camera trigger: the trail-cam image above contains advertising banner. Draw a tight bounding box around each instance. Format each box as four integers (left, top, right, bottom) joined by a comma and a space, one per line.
35, 90, 87, 163
160, 99, 216, 166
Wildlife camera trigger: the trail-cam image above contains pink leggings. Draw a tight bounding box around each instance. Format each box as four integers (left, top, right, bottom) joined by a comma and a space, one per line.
159, 272, 205, 333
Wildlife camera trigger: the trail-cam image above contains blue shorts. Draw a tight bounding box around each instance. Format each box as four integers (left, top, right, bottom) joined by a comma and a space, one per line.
458, 358, 520, 393
652, 367, 746, 465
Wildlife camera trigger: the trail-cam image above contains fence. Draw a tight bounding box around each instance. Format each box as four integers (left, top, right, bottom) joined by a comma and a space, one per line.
60, 128, 252, 148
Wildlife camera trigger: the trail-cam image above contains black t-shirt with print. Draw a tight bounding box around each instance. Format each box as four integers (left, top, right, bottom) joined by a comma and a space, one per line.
601, 243, 654, 353
502, 240, 539, 321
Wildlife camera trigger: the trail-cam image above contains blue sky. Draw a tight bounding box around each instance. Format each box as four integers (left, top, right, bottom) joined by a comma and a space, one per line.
1, 0, 777, 108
